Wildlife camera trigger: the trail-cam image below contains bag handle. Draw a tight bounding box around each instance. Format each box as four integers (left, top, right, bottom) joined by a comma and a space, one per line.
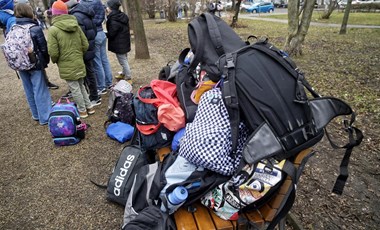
187, 18, 205, 71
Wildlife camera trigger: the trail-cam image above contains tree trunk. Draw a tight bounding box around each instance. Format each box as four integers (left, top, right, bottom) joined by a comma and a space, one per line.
130, 0, 150, 59
321, 0, 337, 19
146, 0, 156, 19
125, 0, 135, 32
284, 0, 315, 56
231, 0, 242, 28
167, 0, 177, 22
340, 0, 352, 34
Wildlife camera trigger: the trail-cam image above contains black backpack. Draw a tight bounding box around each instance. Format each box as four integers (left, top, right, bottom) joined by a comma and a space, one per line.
133, 87, 174, 151
186, 13, 363, 195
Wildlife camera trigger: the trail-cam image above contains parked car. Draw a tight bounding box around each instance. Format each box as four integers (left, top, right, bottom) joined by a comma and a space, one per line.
246, 2, 275, 13
273, 0, 288, 8
240, 1, 256, 11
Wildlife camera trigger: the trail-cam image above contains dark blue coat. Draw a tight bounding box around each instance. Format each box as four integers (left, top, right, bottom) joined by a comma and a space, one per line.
106, 10, 131, 54
80, 0, 105, 32
70, 3, 97, 61
16, 18, 49, 70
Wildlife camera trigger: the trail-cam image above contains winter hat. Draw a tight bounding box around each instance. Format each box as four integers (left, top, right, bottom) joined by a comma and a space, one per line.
106, 0, 120, 10
52, 0, 68, 15
62, 0, 78, 9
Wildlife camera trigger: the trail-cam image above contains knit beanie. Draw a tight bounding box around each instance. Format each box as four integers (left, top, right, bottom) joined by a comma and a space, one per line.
52, 0, 68, 15
106, 0, 120, 11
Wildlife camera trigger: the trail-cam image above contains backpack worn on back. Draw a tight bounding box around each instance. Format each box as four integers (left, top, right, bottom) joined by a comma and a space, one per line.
186, 13, 363, 195
48, 98, 87, 146
1, 23, 37, 71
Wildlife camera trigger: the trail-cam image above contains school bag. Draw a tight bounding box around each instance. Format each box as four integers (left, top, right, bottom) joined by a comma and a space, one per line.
105, 80, 134, 126
1, 23, 38, 71
178, 87, 248, 176
201, 158, 288, 221
48, 98, 87, 146
105, 144, 149, 206
186, 13, 363, 195
133, 80, 185, 151
150, 151, 230, 215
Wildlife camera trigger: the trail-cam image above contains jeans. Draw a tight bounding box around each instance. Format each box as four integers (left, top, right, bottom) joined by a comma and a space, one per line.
84, 59, 99, 101
94, 31, 113, 90
116, 53, 131, 79
66, 78, 92, 113
19, 69, 52, 125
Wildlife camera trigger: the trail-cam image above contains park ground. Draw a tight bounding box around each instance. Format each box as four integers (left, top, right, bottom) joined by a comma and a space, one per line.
0, 14, 379, 229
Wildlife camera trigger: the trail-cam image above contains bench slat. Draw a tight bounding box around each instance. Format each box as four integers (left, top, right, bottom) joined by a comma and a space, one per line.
174, 207, 198, 230
193, 203, 217, 230
209, 209, 234, 230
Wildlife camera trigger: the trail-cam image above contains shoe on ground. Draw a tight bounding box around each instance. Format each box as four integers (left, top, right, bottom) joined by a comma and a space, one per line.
97, 88, 107, 95
91, 98, 101, 107
47, 82, 59, 90
107, 85, 113, 90
32, 116, 39, 121
115, 73, 125, 80
87, 107, 95, 115
62, 91, 72, 98
79, 111, 88, 118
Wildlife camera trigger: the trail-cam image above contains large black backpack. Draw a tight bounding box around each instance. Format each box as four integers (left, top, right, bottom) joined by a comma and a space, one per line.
186, 13, 363, 195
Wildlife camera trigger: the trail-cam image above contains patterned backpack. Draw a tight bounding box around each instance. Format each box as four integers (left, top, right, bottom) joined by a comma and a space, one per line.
48, 98, 87, 146
1, 23, 37, 71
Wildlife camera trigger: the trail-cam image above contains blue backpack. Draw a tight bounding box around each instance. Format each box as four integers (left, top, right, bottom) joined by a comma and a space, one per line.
48, 98, 87, 146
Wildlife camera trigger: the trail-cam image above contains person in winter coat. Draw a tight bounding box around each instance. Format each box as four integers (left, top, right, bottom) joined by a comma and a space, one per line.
48, 0, 95, 118
106, 0, 132, 81
0, 0, 16, 36
81, 0, 113, 94
13, 3, 53, 125
62, 0, 101, 106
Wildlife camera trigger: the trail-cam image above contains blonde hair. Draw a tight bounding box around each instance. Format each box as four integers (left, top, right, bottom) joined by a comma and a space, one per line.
14, 3, 34, 19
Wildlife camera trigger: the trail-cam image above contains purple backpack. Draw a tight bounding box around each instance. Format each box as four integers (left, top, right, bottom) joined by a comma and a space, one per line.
48, 98, 87, 146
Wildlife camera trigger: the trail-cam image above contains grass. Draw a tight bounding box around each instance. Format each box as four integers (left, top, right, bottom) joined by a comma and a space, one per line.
264, 11, 380, 25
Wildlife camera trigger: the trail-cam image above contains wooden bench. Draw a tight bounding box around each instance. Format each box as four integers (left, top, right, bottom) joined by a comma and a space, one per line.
172, 148, 313, 230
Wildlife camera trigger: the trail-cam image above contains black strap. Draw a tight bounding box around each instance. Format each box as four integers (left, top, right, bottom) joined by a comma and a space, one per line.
203, 13, 225, 56
221, 52, 240, 154
325, 116, 363, 195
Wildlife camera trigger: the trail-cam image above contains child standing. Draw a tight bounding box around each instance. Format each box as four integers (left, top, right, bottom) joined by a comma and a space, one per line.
13, 3, 52, 125
47, 0, 94, 118
105, 0, 132, 81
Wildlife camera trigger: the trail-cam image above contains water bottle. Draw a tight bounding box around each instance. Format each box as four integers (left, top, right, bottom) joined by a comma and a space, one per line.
168, 186, 188, 205
165, 186, 188, 214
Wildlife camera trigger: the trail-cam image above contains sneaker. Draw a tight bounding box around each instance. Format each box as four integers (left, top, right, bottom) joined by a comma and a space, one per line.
79, 111, 88, 118
62, 91, 72, 98
115, 73, 125, 80
87, 107, 95, 115
97, 88, 107, 95
106, 85, 113, 90
32, 116, 39, 121
47, 82, 59, 90
91, 98, 101, 107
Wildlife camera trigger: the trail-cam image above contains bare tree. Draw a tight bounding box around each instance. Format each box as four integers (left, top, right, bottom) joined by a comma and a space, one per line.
230, 0, 242, 28
284, 0, 316, 56
145, 0, 156, 19
321, 0, 339, 19
340, 0, 353, 34
124, 0, 150, 59
167, 0, 177, 22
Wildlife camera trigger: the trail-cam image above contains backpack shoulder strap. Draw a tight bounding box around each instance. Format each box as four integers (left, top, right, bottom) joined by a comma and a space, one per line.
202, 13, 224, 56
